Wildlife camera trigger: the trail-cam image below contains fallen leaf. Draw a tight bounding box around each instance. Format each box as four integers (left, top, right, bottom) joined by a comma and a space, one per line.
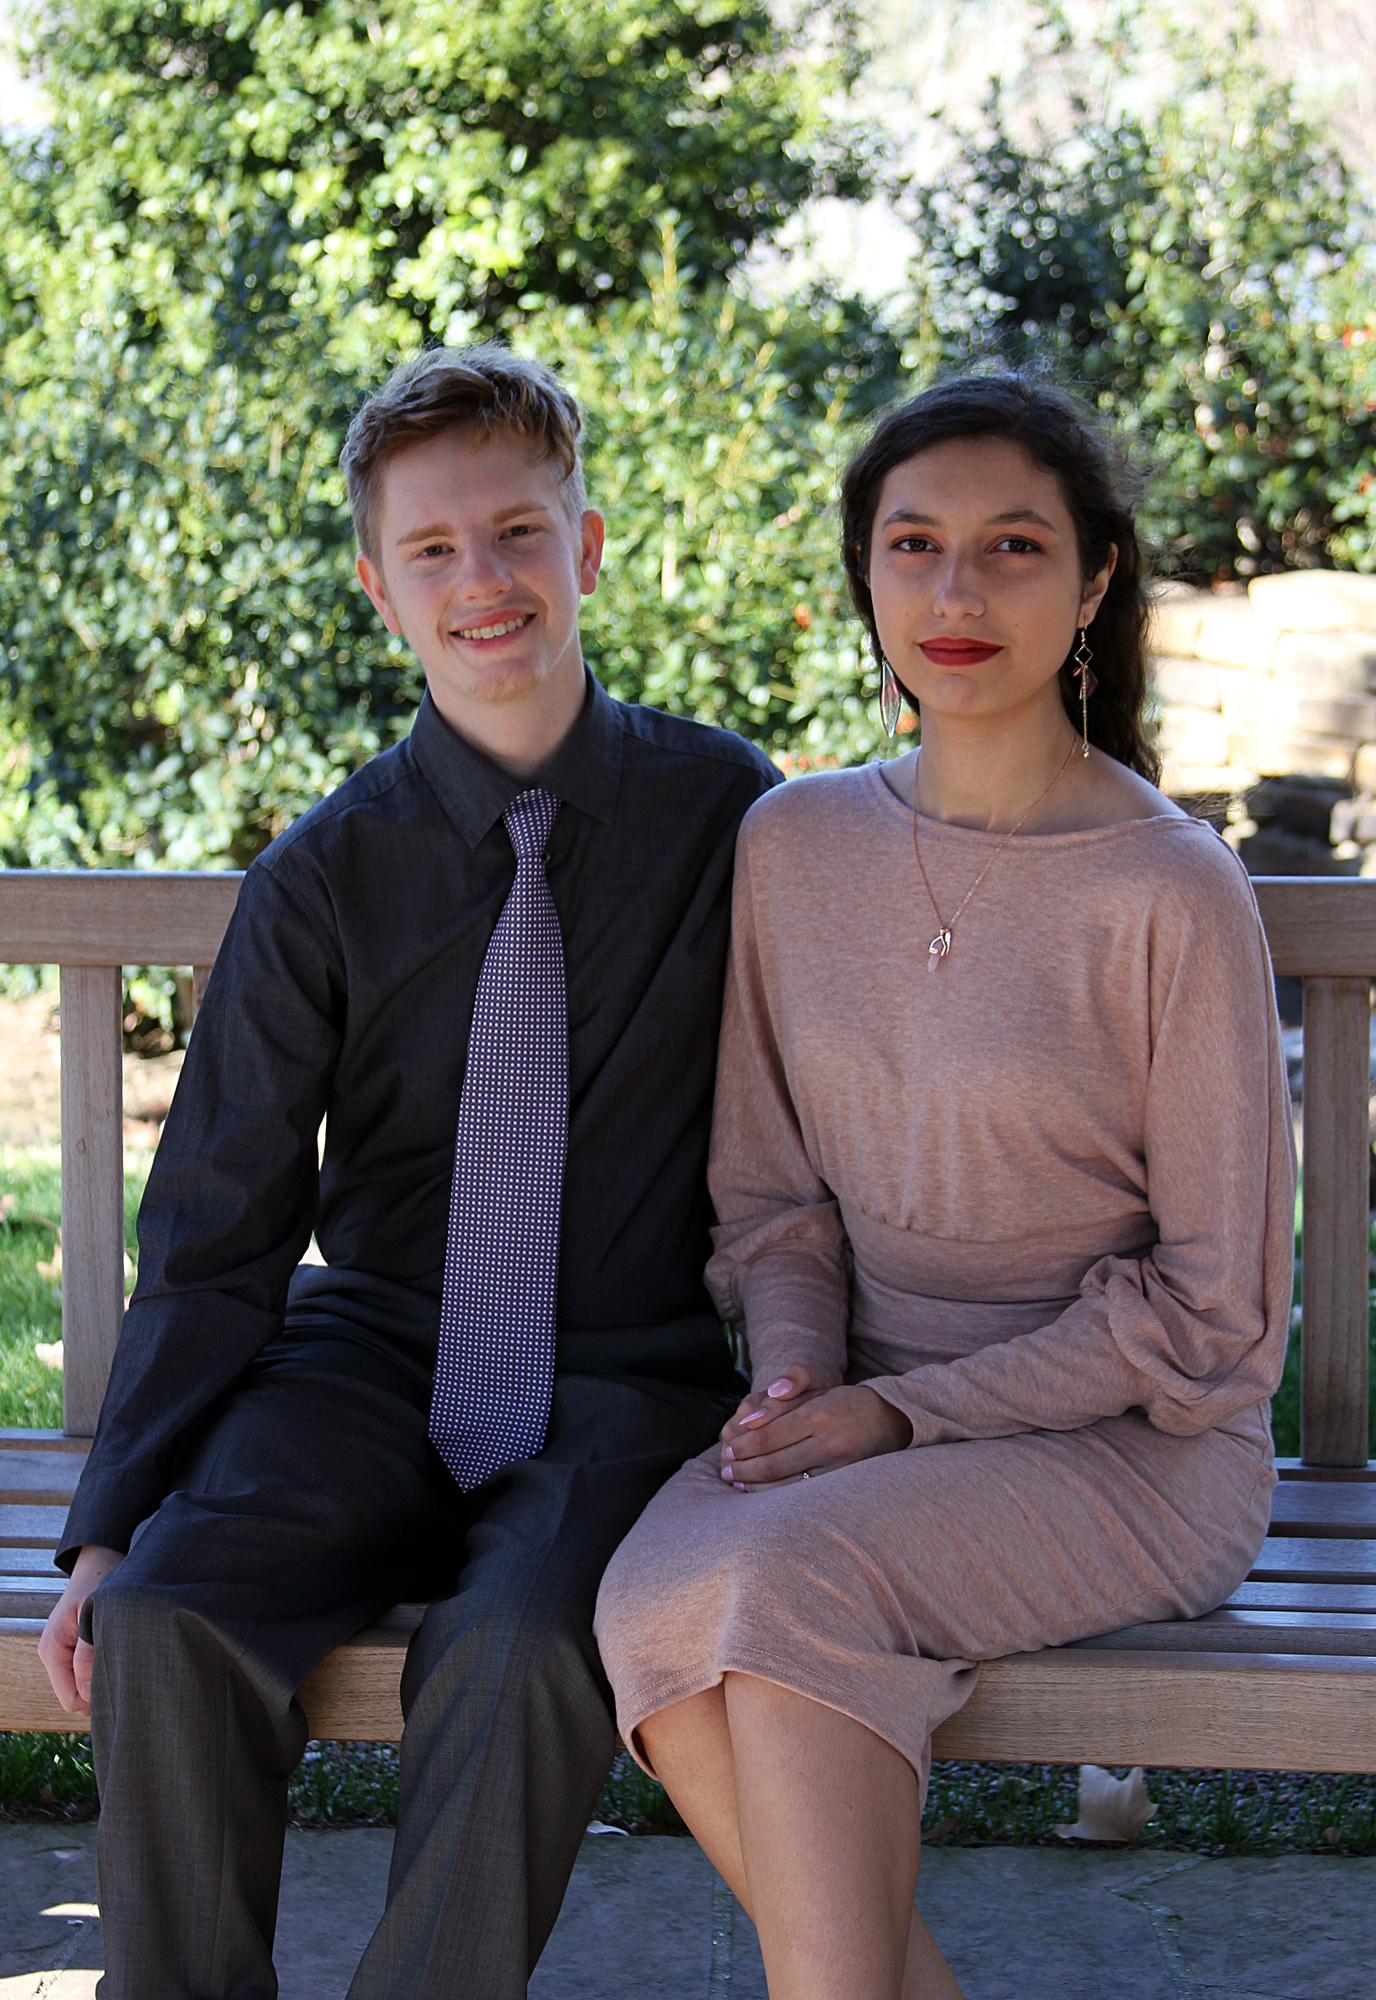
1055, 1765, 1156, 1845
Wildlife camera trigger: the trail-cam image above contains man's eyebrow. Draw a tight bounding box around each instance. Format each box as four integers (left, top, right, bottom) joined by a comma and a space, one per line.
394, 502, 555, 548
395, 522, 452, 547
880, 507, 1059, 530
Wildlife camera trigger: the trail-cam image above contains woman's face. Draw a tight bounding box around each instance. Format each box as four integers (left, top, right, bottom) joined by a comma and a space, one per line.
865, 435, 1115, 731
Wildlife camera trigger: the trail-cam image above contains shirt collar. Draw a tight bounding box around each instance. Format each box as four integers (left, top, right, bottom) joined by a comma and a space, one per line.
410, 667, 624, 848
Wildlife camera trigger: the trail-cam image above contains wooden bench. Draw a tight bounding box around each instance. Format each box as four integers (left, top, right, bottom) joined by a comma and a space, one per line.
2, 867, 1374, 1772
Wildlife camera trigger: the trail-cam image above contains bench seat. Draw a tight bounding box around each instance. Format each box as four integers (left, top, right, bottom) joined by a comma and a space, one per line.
4, 1432, 1373, 1771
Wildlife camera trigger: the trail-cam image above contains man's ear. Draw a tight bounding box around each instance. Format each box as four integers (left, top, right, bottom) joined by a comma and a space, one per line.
579, 511, 607, 597
358, 553, 403, 637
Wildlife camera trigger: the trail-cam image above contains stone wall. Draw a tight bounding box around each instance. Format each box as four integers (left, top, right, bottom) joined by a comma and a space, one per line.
1150, 572, 1376, 876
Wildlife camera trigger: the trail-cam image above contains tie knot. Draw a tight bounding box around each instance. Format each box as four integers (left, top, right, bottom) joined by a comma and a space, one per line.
504, 787, 559, 863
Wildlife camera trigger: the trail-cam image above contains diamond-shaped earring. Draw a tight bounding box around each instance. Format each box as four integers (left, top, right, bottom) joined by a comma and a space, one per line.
1072, 629, 1098, 757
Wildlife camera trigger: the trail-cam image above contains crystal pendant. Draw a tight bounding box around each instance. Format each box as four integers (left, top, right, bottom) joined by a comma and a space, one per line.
928, 929, 952, 969
879, 660, 903, 739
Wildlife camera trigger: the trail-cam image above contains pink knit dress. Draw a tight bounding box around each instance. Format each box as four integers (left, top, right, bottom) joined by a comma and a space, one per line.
594, 766, 1296, 1805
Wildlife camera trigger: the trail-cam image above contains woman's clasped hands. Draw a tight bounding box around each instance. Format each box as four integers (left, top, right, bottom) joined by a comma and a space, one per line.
719, 1365, 914, 1491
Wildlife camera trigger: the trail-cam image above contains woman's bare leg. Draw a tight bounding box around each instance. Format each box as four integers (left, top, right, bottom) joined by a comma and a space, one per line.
723, 1672, 916, 1999
639, 1685, 751, 1900
640, 1680, 965, 1999
902, 1910, 966, 1999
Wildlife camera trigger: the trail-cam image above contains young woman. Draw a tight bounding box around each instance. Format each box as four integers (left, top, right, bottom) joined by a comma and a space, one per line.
594, 375, 1294, 1999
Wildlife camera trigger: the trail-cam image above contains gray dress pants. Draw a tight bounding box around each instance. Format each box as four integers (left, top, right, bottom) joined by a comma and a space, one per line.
86, 1331, 732, 1999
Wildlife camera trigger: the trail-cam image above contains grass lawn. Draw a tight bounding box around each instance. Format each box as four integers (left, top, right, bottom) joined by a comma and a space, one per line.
2, 1144, 1374, 1853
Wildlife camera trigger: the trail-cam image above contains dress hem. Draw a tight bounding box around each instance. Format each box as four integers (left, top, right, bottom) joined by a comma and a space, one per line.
615, 1646, 980, 1813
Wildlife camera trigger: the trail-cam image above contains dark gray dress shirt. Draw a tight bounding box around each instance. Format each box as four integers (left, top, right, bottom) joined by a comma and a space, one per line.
60, 672, 779, 1567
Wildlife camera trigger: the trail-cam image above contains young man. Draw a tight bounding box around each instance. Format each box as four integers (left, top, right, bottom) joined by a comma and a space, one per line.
39, 344, 778, 1997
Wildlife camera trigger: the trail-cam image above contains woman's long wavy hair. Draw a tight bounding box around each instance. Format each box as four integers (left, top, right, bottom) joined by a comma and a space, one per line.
840, 372, 1160, 782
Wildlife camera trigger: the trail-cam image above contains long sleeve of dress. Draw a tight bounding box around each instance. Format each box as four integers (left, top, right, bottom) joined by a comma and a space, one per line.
705, 813, 850, 1388
864, 843, 1296, 1445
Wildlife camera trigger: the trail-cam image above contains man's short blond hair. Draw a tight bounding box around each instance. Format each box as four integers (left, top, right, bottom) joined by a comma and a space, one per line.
340, 344, 588, 564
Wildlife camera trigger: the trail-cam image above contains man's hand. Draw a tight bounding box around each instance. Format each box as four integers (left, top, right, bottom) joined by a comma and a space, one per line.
721, 1384, 913, 1490
38, 1545, 124, 1715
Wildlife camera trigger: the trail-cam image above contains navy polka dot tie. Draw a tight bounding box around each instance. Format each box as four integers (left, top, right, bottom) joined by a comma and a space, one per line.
430, 787, 567, 1490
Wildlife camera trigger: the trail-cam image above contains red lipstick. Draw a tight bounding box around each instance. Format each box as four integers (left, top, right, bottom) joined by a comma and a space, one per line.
919, 639, 1004, 664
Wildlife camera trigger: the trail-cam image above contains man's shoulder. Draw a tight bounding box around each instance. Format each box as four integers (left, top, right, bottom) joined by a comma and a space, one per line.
612, 697, 780, 790
255, 736, 418, 878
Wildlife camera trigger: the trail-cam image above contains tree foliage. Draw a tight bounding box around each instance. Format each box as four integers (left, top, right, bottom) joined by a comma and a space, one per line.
551, 233, 900, 765
908, 7, 1376, 578
13, 0, 868, 342
0, 0, 884, 881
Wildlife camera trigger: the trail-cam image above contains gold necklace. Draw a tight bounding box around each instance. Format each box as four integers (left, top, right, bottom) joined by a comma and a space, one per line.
912, 738, 1078, 970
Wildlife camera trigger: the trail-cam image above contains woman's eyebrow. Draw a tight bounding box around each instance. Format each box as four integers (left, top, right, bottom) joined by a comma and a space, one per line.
880, 506, 1059, 530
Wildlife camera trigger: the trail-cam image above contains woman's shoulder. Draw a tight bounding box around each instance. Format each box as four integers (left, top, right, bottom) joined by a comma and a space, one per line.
1105, 810, 1262, 951
1063, 759, 1259, 932
738, 765, 881, 854
1083, 756, 1191, 828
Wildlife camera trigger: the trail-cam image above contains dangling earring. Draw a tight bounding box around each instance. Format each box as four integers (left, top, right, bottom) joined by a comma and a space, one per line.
1072, 629, 1098, 759
879, 659, 903, 739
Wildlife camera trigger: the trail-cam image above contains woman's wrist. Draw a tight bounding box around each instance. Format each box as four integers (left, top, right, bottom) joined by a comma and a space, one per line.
751, 1365, 844, 1410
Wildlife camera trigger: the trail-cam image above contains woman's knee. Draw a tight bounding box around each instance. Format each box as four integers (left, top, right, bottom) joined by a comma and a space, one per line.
596, 1509, 814, 1669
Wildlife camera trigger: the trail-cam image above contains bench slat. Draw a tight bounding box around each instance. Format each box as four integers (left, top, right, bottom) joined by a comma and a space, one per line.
1267, 1481, 1376, 1535
0, 1431, 89, 1452
1251, 1535, 1376, 1580
0, 1504, 69, 1547
0, 1548, 64, 1576
1227, 1579, 1376, 1612
1070, 1610, 1376, 1656
4, 1634, 1374, 1767
1276, 1457, 1376, 1482
1256, 879, 1376, 977
58, 965, 126, 1438
10, 1574, 1376, 1630
932, 1648, 1376, 1771
8, 1576, 1374, 1655
0, 869, 241, 968
0, 1582, 63, 1616
0, 875, 1328, 977
2, 1454, 1368, 1517
1299, 974, 1373, 1468
0, 1452, 84, 1505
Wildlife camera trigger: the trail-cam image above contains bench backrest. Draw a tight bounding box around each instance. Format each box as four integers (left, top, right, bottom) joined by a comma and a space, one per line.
1, 869, 1372, 1464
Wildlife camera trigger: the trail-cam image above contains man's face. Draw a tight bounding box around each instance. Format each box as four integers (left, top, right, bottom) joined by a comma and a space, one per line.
357, 426, 605, 728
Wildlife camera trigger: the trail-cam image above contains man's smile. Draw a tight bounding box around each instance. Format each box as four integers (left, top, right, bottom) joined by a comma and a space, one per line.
450, 613, 536, 644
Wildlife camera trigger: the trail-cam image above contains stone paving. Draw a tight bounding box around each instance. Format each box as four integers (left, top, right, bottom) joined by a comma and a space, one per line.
2, 1824, 1373, 1998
